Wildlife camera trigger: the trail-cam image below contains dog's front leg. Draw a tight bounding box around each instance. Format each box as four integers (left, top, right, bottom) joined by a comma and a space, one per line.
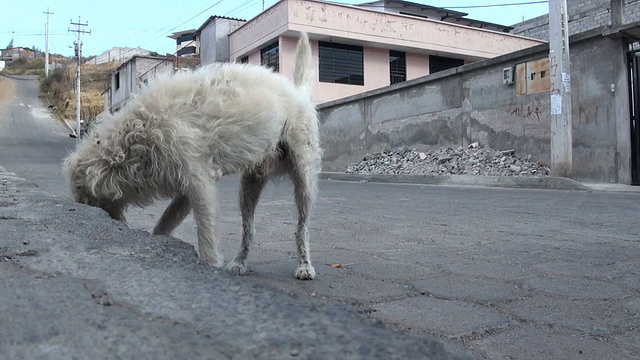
153, 194, 191, 236
189, 171, 224, 268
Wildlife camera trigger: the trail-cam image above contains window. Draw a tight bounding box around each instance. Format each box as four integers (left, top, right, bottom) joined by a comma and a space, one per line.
389, 50, 406, 85
319, 41, 364, 86
261, 41, 279, 72
429, 55, 464, 74
114, 72, 120, 90
177, 33, 196, 45
239, 56, 249, 64
177, 46, 197, 56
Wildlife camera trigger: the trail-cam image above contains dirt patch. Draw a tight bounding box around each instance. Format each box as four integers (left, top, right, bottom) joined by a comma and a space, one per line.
0, 77, 15, 106
41, 61, 121, 123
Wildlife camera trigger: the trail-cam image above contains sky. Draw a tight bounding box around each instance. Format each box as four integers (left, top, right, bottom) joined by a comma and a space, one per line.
0, 0, 550, 58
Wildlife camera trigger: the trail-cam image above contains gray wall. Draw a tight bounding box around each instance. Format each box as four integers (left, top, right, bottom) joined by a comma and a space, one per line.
512, 0, 640, 40
318, 33, 632, 183
109, 57, 173, 113
200, 18, 246, 65
88, 47, 150, 65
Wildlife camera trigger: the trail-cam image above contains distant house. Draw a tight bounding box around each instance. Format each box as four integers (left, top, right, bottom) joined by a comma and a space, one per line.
0, 47, 40, 62
103, 55, 174, 114
197, 16, 246, 65
167, 16, 246, 66
168, 29, 200, 58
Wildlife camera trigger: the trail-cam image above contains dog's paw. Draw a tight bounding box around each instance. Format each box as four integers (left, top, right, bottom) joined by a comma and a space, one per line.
226, 261, 249, 276
295, 264, 316, 280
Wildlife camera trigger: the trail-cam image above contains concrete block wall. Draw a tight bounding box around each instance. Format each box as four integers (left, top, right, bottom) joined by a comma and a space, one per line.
512, 0, 640, 40
317, 35, 632, 183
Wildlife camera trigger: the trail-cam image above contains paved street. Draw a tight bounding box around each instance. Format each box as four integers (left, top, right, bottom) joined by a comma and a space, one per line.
2, 75, 640, 359
0, 74, 75, 197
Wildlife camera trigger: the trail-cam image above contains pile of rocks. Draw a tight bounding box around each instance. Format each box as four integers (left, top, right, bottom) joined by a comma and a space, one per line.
345, 143, 551, 177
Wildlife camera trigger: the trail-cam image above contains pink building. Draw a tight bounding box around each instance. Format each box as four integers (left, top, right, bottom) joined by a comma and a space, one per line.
228, 0, 545, 104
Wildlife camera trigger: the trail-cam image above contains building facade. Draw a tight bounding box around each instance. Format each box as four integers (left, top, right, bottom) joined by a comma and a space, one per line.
168, 29, 200, 58
104, 56, 174, 114
0, 47, 40, 62
227, 0, 544, 104
198, 16, 246, 65
511, 0, 640, 40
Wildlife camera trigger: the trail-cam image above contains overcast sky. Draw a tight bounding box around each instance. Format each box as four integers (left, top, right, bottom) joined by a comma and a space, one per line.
0, 0, 549, 58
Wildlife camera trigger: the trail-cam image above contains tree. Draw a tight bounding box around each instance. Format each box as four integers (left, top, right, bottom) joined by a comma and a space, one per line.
7, 38, 14, 49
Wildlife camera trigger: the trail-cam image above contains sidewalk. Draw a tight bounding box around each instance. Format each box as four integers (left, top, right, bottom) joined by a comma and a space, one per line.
320, 171, 640, 192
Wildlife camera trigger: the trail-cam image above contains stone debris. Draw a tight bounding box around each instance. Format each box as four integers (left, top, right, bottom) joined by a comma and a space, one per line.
345, 143, 551, 177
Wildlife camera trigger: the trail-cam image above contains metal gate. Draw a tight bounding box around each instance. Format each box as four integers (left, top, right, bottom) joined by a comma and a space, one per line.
627, 50, 640, 185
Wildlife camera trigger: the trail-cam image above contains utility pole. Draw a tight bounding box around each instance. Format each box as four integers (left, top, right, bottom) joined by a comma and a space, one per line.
548, 0, 572, 177
43, 7, 53, 78
68, 16, 90, 142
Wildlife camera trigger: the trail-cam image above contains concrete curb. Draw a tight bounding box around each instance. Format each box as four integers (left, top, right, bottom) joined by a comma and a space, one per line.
320, 172, 592, 191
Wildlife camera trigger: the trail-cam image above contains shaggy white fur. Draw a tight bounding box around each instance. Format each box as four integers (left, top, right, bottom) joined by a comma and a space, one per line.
63, 32, 322, 280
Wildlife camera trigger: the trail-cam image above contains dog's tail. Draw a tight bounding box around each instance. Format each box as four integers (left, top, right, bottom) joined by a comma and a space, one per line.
293, 32, 315, 98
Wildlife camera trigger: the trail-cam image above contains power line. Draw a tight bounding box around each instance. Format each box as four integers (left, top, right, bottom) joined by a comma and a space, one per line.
140, 0, 200, 34
168, 0, 227, 33
100, 0, 229, 61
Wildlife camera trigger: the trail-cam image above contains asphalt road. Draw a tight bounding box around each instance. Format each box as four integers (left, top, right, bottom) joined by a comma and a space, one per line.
0, 74, 75, 197
2, 74, 640, 359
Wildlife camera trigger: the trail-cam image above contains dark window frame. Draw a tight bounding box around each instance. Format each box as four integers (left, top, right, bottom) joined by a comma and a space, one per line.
177, 33, 196, 45
114, 72, 120, 90
239, 56, 249, 64
177, 46, 197, 56
260, 41, 279, 72
389, 50, 406, 85
429, 55, 464, 74
318, 41, 364, 86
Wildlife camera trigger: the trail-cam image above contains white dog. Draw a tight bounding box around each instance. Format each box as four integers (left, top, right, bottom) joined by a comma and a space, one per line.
63, 33, 321, 280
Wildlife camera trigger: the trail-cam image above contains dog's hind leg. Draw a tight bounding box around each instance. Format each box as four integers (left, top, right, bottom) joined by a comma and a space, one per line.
153, 194, 191, 236
288, 162, 318, 280
226, 172, 268, 276
189, 171, 224, 267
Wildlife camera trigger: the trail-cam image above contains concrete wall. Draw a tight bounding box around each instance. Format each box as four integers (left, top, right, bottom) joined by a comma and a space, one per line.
200, 18, 246, 65
318, 33, 633, 183
109, 57, 173, 113
87, 47, 150, 65
110, 61, 136, 113
512, 0, 640, 40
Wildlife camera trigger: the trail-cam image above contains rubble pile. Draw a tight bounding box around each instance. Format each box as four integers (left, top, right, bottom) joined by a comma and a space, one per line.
345, 143, 551, 177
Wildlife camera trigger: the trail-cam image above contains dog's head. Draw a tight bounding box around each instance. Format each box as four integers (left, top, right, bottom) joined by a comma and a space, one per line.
63, 131, 128, 221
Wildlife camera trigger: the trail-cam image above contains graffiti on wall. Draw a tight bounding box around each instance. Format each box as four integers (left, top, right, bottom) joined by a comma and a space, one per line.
509, 96, 543, 122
